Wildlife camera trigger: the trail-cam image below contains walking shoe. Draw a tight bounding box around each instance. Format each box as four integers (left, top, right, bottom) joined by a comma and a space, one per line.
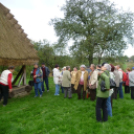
54, 94, 59, 96
40, 95, 42, 97
3, 105, 6, 107
34, 96, 38, 98
47, 90, 49, 92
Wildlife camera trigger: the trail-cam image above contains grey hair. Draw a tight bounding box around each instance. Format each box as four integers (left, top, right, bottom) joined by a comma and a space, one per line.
66, 66, 70, 70
104, 64, 111, 72
91, 64, 95, 69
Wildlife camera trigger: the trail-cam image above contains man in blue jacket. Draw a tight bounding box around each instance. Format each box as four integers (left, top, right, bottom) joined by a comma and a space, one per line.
33, 63, 43, 97
41, 63, 50, 92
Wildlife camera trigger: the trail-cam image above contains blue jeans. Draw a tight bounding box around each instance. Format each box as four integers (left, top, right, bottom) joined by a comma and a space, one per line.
106, 96, 112, 117
118, 82, 124, 99
54, 84, 60, 95
34, 82, 42, 96
42, 77, 49, 91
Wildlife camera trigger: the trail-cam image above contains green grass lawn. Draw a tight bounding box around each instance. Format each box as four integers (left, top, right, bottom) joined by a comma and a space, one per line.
0, 77, 134, 134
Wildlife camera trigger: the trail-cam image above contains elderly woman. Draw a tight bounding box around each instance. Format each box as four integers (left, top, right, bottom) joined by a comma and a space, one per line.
125, 68, 130, 93
74, 65, 88, 100
106, 64, 115, 117
96, 64, 111, 122
71, 67, 78, 93
32, 63, 43, 97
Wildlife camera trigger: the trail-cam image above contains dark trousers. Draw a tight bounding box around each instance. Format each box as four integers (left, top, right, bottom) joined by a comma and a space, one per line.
71, 84, 77, 93
96, 97, 108, 122
125, 86, 130, 93
112, 87, 118, 99
118, 82, 123, 99
61, 86, 64, 93
77, 84, 86, 100
0, 84, 9, 105
64, 87, 72, 98
90, 89, 96, 101
42, 77, 49, 91
130, 87, 134, 99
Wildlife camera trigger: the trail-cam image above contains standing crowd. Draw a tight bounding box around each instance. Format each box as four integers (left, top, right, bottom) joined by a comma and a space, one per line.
0, 63, 134, 122
52, 63, 134, 122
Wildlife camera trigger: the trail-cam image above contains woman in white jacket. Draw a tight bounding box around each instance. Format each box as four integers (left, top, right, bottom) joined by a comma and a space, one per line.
53, 65, 61, 96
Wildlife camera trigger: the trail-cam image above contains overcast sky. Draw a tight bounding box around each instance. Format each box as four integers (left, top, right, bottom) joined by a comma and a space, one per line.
1, 0, 134, 57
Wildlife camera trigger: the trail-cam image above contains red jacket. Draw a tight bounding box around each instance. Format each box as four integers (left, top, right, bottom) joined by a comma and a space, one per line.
122, 71, 127, 83
125, 72, 130, 86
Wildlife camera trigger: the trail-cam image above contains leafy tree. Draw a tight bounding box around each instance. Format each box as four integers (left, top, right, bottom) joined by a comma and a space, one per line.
129, 55, 134, 62
51, 0, 134, 65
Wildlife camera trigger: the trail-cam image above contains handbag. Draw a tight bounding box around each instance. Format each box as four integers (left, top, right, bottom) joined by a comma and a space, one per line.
89, 83, 96, 89
29, 80, 34, 86
28, 73, 34, 87
100, 80, 107, 92
110, 78, 116, 88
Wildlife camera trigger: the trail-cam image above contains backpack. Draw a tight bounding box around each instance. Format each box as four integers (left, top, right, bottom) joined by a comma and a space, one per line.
100, 71, 116, 92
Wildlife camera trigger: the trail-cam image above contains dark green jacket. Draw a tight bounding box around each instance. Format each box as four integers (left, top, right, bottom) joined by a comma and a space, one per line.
97, 70, 110, 98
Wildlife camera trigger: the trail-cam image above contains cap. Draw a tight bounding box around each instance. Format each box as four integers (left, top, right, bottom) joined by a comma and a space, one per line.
132, 67, 134, 70
80, 65, 86, 68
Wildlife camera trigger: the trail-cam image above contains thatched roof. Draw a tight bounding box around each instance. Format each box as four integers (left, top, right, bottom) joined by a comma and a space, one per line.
0, 3, 39, 66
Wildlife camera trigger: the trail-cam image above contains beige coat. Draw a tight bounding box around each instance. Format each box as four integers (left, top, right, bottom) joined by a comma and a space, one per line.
74, 70, 88, 91
62, 70, 71, 87
89, 70, 99, 88
114, 69, 120, 87
71, 71, 77, 84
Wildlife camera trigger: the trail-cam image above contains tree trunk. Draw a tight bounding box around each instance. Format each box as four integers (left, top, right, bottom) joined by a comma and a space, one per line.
98, 57, 101, 64
88, 48, 94, 65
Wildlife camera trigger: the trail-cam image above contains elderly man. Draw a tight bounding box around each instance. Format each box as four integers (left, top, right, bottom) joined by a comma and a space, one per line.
89, 64, 99, 101
61, 66, 66, 93
113, 66, 120, 99
41, 63, 50, 92
74, 65, 88, 100
62, 66, 71, 98
129, 67, 134, 99
116, 65, 123, 99
0, 66, 15, 106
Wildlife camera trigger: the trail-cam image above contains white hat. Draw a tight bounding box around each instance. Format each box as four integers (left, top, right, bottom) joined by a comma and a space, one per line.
80, 65, 86, 68
63, 66, 66, 69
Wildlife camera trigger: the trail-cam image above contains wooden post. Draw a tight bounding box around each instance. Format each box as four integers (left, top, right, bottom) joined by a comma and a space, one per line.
23, 65, 26, 86
12, 65, 26, 86
18, 73, 24, 87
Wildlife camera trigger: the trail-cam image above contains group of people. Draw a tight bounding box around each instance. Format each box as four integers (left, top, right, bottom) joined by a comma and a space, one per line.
1, 62, 134, 123
53, 63, 134, 122
31, 63, 50, 97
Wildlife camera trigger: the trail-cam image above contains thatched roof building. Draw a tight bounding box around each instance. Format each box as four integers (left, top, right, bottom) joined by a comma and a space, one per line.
0, 3, 38, 66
